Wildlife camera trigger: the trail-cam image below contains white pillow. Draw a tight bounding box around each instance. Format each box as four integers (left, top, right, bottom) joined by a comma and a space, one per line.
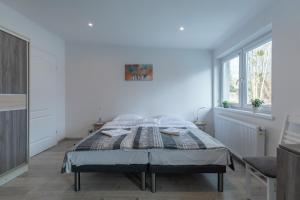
153, 115, 184, 124
142, 117, 159, 124
113, 114, 143, 121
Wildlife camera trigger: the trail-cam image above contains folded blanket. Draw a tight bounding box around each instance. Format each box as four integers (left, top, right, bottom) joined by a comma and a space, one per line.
101, 129, 131, 137
160, 128, 183, 136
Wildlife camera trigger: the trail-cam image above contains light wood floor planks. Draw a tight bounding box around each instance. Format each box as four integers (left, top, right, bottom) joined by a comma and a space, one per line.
0, 139, 266, 200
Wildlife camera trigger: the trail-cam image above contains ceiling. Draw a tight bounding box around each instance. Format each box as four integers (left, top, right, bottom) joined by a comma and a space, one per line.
0, 0, 271, 49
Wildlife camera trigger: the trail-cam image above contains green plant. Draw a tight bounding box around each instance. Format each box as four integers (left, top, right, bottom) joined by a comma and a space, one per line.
251, 99, 264, 108
222, 100, 230, 108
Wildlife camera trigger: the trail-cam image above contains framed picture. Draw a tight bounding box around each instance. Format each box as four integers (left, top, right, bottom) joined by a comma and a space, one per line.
125, 64, 153, 81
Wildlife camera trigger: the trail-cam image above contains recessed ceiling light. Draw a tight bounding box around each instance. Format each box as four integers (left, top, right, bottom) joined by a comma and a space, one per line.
88, 22, 94, 27
179, 26, 185, 31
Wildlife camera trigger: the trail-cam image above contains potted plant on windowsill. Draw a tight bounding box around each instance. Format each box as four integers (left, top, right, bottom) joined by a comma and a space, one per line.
222, 100, 230, 108
251, 99, 264, 113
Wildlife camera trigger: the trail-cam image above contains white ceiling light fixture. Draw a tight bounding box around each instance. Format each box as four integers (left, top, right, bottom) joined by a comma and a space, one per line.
179, 26, 185, 31
88, 22, 94, 27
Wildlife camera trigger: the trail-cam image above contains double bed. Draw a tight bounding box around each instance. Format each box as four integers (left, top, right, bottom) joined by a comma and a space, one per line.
62, 115, 233, 192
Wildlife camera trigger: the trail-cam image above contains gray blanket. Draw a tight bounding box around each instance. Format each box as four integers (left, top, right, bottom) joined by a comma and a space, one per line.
74, 127, 207, 151
61, 126, 234, 173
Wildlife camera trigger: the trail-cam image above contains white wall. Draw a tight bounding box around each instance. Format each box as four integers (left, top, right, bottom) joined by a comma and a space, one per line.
213, 1, 300, 156
0, 2, 66, 154
66, 44, 212, 138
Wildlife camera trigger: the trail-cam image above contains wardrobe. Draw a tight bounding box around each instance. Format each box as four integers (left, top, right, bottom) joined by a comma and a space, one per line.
0, 28, 29, 185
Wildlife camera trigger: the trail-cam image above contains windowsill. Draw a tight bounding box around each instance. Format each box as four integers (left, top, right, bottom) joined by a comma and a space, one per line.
214, 107, 275, 121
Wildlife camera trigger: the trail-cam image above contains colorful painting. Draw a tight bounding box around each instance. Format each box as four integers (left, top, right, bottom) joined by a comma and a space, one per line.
125, 64, 153, 81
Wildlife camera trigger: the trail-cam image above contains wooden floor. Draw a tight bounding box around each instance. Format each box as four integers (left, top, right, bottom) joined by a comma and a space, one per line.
0, 139, 266, 200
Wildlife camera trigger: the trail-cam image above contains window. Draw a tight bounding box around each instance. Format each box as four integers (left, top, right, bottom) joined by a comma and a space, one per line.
245, 41, 272, 105
221, 34, 272, 112
222, 56, 240, 104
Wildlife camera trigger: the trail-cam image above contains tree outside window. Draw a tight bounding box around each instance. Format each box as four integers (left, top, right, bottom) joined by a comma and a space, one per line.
246, 41, 272, 105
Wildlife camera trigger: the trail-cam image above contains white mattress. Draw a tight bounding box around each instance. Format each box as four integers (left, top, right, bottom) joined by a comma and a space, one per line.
149, 148, 231, 166
66, 148, 230, 172
64, 149, 148, 173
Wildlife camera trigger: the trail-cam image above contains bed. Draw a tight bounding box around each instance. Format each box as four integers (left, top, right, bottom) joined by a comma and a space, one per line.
61, 114, 233, 192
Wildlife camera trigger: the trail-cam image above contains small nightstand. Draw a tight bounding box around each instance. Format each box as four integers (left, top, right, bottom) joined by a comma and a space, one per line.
93, 122, 105, 132
194, 121, 207, 131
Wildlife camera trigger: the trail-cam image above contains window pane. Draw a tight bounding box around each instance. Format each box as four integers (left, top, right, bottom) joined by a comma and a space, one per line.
246, 41, 272, 105
223, 56, 240, 104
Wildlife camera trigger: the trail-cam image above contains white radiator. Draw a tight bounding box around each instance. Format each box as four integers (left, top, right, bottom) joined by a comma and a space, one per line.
215, 114, 266, 159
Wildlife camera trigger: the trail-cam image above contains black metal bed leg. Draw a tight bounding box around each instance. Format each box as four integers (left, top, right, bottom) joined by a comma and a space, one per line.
218, 173, 223, 192
74, 171, 80, 192
74, 172, 78, 192
151, 173, 156, 193
78, 172, 81, 191
141, 172, 146, 191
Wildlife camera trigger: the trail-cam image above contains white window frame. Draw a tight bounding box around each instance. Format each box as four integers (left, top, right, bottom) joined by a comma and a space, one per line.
220, 51, 242, 108
220, 32, 272, 114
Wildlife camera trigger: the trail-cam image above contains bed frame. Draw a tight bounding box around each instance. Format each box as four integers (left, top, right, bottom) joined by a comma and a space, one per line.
71, 164, 226, 192
71, 164, 147, 192
149, 165, 226, 193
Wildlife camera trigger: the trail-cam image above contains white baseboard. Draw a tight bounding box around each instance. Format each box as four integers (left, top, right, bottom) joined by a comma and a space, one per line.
0, 164, 28, 186
30, 136, 57, 157
64, 137, 83, 140
56, 132, 66, 142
